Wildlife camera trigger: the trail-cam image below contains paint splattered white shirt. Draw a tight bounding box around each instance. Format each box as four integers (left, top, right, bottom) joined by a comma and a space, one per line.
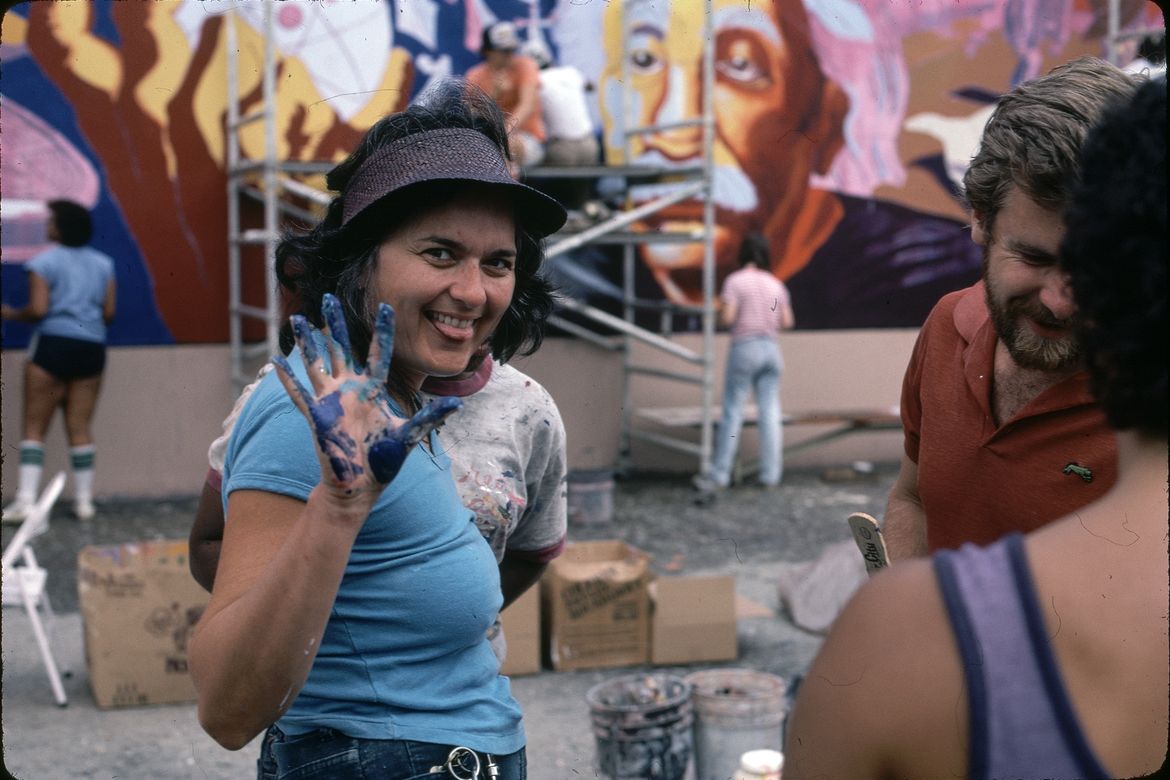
423, 361, 568, 565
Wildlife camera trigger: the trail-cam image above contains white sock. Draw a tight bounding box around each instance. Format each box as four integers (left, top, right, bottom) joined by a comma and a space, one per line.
70, 445, 96, 503
17, 441, 44, 502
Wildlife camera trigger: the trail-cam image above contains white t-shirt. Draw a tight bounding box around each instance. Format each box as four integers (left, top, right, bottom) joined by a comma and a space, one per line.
422, 361, 567, 565
209, 358, 568, 663
537, 65, 594, 142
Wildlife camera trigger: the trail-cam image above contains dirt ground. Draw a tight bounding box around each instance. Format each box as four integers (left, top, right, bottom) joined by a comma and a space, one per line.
2, 463, 897, 779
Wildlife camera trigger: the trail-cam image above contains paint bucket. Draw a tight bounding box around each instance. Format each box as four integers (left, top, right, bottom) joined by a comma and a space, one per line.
567, 469, 615, 526
685, 669, 788, 780
587, 673, 694, 780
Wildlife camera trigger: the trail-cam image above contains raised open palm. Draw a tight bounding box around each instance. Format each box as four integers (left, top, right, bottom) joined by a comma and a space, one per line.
273, 294, 461, 500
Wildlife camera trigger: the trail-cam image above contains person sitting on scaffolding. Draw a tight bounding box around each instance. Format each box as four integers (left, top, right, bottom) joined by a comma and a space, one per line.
519, 40, 601, 228
466, 22, 546, 177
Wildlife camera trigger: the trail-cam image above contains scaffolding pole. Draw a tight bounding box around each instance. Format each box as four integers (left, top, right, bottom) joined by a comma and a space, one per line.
226, 2, 282, 392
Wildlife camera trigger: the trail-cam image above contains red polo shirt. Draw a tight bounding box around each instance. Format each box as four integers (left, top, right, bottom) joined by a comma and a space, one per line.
902, 283, 1116, 551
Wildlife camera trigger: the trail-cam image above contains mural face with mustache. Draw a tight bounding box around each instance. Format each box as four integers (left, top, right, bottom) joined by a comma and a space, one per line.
600, 0, 848, 304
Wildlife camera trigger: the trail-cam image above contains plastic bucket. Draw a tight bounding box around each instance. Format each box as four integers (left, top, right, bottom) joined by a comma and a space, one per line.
685, 669, 788, 780
567, 469, 615, 526
587, 673, 694, 780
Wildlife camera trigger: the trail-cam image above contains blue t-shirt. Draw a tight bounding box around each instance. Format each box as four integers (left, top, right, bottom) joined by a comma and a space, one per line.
222, 352, 524, 754
27, 245, 115, 343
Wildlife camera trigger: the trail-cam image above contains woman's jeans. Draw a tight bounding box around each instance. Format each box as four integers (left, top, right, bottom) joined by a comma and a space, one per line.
710, 335, 783, 486
257, 725, 526, 779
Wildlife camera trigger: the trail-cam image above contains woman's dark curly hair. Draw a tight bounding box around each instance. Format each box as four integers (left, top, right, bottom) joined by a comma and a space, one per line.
275, 79, 555, 371
737, 232, 770, 268
48, 200, 93, 247
1060, 77, 1167, 436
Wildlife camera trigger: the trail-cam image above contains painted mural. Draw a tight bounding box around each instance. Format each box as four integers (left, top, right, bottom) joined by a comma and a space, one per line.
0, 0, 1161, 346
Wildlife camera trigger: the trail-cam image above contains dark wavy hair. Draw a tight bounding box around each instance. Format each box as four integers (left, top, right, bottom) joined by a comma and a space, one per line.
1061, 78, 1167, 435
275, 79, 555, 371
963, 57, 1138, 240
737, 232, 770, 268
48, 200, 93, 247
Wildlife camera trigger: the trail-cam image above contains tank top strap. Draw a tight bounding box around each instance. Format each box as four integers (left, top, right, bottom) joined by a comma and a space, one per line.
933, 533, 1108, 779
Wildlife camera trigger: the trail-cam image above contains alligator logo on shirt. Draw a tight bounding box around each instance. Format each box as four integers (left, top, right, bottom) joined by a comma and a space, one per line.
1062, 463, 1093, 483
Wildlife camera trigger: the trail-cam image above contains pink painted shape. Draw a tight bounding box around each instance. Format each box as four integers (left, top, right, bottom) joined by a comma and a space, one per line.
0, 98, 100, 263
807, 0, 1090, 195
0, 98, 100, 203
465, 0, 487, 53
278, 4, 304, 29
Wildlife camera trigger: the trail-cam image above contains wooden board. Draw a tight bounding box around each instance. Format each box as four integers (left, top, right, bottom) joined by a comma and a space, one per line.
847, 512, 892, 576
635, 405, 900, 429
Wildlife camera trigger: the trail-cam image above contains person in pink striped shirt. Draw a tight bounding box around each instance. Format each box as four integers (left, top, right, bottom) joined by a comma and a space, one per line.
695, 232, 794, 498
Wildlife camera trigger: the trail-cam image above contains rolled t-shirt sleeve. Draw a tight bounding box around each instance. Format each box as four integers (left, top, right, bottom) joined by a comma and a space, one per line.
777, 280, 792, 313
221, 368, 320, 514
505, 389, 568, 563
26, 254, 55, 284
720, 273, 743, 309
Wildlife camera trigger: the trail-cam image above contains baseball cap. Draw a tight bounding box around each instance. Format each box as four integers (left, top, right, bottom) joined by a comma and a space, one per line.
482, 22, 521, 53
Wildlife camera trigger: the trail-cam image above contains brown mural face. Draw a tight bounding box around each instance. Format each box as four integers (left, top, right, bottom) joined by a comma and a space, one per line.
598, 0, 850, 303
7, 2, 412, 344
3, 0, 1160, 341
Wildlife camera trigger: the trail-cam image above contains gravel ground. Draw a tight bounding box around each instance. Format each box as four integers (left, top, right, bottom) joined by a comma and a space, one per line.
2, 463, 897, 779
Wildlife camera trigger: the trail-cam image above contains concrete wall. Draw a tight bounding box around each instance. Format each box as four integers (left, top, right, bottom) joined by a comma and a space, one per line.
2, 346, 239, 500
618, 329, 914, 473
1, 329, 917, 499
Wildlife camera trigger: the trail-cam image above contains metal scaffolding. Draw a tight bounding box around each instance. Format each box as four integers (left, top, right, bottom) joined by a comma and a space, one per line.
223, 1, 720, 476
535, 0, 719, 478
1104, 0, 1165, 66
225, 4, 279, 391
224, 6, 332, 392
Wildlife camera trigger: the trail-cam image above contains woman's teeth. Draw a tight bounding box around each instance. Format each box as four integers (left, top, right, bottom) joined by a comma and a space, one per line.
430, 313, 474, 329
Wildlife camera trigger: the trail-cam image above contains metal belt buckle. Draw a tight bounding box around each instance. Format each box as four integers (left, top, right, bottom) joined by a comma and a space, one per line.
444, 746, 481, 780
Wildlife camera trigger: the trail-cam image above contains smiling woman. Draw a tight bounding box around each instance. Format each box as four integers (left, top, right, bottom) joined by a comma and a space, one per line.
273, 85, 563, 412
372, 189, 519, 387
187, 80, 565, 780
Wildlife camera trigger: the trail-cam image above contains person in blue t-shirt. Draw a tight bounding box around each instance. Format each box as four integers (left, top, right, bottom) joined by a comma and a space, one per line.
187, 80, 565, 780
2, 200, 116, 522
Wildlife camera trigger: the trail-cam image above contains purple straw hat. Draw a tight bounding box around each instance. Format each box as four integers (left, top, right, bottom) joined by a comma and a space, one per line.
340, 127, 566, 238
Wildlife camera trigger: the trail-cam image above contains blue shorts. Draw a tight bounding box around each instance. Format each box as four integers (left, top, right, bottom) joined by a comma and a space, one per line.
31, 333, 106, 381
257, 726, 527, 780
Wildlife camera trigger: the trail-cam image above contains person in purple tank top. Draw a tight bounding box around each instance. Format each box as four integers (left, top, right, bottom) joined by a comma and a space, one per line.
784, 77, 1167, 779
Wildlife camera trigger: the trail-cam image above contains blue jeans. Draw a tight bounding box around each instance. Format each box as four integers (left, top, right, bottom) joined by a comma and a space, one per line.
710, 336, 783, 486
257, 725, 526, 779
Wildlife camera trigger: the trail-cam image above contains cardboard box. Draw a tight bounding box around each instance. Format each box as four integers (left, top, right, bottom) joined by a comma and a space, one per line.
498, 585, 541, 677
650, 575, 738, 665
78, 540, 209, 708
543, 540, 651, 671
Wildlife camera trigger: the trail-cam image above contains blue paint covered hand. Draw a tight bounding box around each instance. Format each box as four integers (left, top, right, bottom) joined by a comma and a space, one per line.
273, 294, 462, 500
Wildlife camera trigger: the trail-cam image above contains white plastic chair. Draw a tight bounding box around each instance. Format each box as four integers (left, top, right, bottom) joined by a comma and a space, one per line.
2, 471, 69, 706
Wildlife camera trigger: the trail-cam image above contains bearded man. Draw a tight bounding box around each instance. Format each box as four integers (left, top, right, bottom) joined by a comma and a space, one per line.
881, 57, 1138, 559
